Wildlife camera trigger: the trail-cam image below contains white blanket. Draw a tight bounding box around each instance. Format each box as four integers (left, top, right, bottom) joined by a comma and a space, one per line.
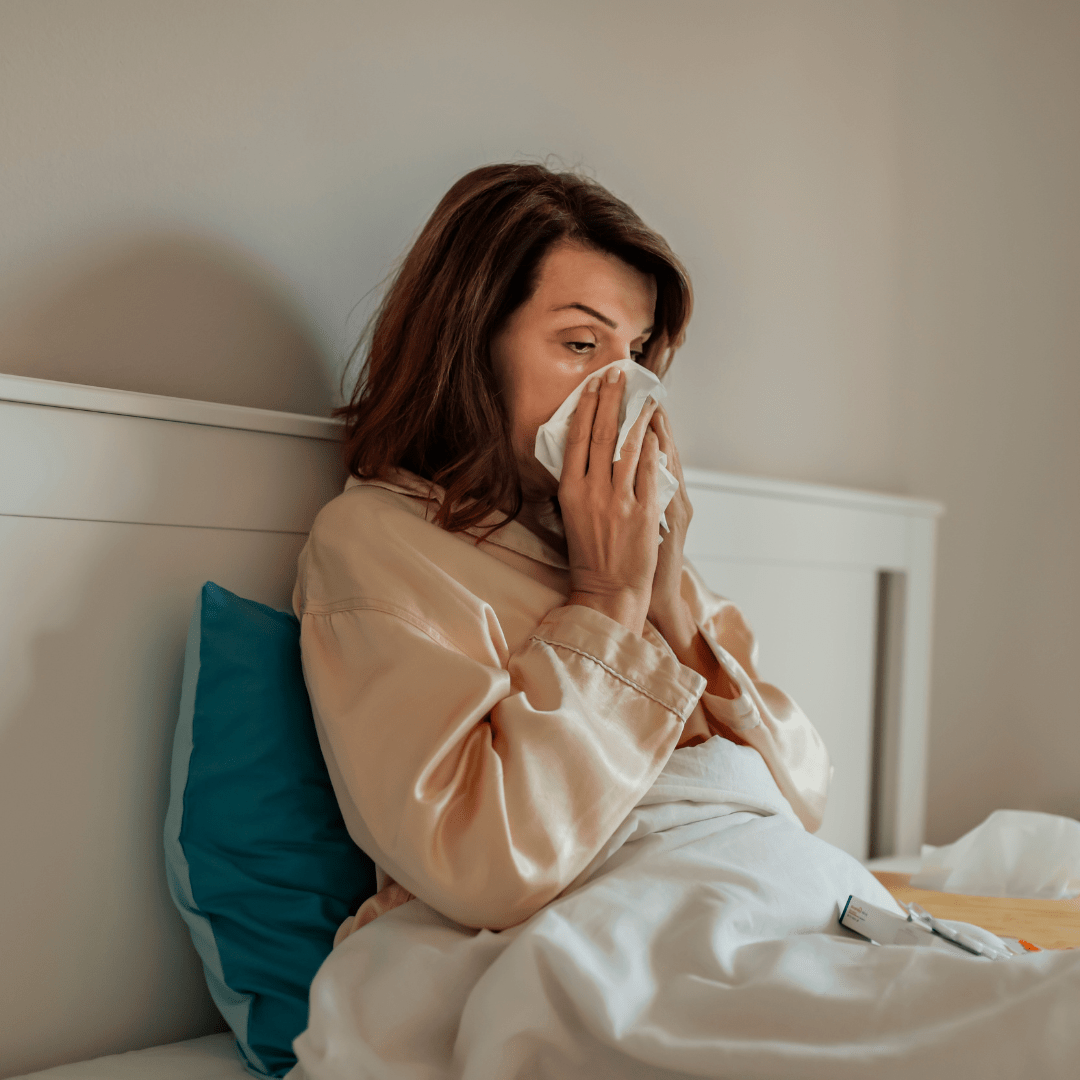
293, 738, 1080, 1079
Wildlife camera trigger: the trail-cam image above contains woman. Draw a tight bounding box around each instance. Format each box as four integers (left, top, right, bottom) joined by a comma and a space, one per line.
292, 162, 830, 936
289, 165, 1080, 1080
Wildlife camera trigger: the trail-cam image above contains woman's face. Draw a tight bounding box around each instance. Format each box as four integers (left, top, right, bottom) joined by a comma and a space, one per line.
491, 241, 657, 503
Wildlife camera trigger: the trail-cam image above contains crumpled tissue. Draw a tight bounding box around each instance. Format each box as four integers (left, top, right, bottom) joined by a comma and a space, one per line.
534, 358, 679, 534
911, 809, 1080, 899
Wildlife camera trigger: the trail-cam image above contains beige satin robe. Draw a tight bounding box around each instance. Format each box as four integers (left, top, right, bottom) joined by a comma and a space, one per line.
293, 471, 831, 933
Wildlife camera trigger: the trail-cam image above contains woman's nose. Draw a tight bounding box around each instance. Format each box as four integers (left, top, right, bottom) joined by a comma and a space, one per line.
587, 349, 632, 376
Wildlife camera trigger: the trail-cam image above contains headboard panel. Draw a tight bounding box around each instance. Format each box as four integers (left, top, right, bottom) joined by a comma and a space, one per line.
0, 374, 940, 1077
683, 469, 940, 864
0, 376, 344, 1078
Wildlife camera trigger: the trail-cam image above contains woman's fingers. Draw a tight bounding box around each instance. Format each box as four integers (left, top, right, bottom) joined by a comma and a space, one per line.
564, 367, 667, 514
586, 367, 623, 478
559, 370, 664, 635
652, 406, 683, 481
635, 428, 661, 509
612, 396, 658, 493
562, 374, 602, 480
650, 405, 693, 530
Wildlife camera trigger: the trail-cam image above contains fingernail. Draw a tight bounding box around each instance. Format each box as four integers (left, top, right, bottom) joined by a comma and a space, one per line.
606, 367, 621, 384
586, 376, 600, 393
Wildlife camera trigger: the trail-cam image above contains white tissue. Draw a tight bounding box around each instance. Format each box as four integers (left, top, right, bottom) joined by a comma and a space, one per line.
910, 809, 1080, 900
534, 358, 680, 532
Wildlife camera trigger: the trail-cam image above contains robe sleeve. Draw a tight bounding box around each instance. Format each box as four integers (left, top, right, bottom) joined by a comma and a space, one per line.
295, 512, 706, 932
681, 561, 833, 832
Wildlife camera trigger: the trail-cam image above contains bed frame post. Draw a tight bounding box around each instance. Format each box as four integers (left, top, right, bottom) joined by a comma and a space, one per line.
871, 516, 938, 857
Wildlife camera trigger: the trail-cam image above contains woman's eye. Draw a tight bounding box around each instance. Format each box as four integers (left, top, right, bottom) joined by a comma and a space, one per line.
565, 341, 595, 355
631, 349, 645, 362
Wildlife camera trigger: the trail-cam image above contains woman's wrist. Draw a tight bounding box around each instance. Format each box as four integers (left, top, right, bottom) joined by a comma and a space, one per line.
567, 589, 648, 636
653, 600, 741, 700
649, 596, 696, 657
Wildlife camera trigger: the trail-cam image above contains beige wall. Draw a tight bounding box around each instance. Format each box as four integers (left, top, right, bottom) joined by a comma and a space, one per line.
1, 1, 1076, 842
0, 0, 903, 483
897, 0, 1080, 841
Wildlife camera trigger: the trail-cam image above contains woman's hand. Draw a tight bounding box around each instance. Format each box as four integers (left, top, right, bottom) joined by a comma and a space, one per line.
559, 367, 662, 636
645, 409, 739, 696
646, 405, 697, 650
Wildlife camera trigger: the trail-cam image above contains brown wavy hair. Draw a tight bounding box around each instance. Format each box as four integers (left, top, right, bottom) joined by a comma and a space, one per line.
336, 162, 693, 534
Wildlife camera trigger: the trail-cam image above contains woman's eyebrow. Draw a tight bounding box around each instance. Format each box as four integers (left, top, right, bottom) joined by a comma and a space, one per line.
553, 302, 653, 336
553, 302, 618, 329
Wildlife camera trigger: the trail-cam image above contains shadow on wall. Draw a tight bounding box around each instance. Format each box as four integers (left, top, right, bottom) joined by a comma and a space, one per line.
0, 232, 335, 415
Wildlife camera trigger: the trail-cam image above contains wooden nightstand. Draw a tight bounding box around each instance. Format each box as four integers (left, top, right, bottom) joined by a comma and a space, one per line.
871, 872, 1080, 951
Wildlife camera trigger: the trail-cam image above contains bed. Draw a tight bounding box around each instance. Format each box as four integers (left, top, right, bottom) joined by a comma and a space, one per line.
2, 372, 1075, 1080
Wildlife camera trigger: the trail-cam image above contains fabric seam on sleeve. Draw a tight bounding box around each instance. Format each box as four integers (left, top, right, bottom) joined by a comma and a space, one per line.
528, 634, 690, 721
302, 598, 462, 654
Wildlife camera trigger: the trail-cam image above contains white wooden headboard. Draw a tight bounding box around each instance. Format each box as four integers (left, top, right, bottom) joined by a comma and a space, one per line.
682, 467, 940, 864
0, 373, 940, 1077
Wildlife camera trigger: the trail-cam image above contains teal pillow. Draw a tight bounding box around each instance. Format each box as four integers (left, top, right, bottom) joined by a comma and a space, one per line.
164, 582, 377, 1078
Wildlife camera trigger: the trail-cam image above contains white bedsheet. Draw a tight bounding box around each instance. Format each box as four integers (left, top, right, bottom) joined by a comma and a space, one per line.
293, 738, 1080, 1080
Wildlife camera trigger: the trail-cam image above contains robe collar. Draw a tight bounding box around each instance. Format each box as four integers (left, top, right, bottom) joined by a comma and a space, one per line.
343, 470, 570, 572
